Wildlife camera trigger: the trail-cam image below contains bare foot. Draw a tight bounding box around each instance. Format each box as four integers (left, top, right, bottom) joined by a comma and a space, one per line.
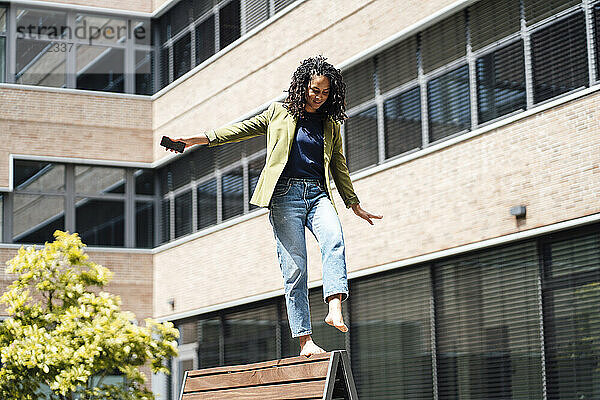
299, 335, 326, 357
325, 294, 349, 333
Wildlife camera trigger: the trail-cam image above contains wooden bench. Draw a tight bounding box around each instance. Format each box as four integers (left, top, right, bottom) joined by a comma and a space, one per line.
179, 350, 359, 399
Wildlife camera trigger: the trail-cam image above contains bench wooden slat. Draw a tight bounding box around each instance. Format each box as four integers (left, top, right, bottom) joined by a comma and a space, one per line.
184, 359, 329, 392
182, 379, 326, 400
185, 352, 331, 378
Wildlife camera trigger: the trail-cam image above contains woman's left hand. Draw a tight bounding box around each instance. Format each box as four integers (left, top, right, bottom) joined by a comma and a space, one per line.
350, 204, 383, 225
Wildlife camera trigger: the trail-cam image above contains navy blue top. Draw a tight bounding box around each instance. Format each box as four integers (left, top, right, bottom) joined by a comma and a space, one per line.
281, 110, 326, 181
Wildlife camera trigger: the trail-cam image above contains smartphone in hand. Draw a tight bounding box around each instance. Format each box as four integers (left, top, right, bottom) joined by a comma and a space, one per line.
160, 136, 186, 153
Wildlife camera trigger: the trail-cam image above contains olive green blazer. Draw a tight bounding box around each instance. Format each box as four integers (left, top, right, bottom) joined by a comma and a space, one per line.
205, 102, 359, 213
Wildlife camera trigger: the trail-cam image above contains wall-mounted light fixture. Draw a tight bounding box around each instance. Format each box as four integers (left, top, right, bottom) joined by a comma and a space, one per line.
167, 298, 175, 310
510, 205, 527, 218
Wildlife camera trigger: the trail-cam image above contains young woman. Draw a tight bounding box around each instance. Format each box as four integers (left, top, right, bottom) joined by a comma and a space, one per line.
166, 55, 382, 356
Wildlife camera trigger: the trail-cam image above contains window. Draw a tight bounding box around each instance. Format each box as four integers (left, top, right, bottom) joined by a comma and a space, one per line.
219, 0, 241, 50
352, 268, 433, 399
542, 231, 600, 400
476, 40, 526, 123
422, 12, 466, 73
197, 178, 217, 230
174, 190, 193, 238
344, 107, 378, 173
75, 198, 125, 247
469, 0, 520, 51
595, 4, 600, 82
435, 242, 543, 400
377, 37, 418, 94
16, 38, 67, 87
244, 0, 269, 33
531, 12, 588, 104
75, 166, 125, 195
343, 59, 375, 109
76, 45, 125, 93
0, 6, 5, 83
135, 50, 154, 95
384, 87, 422, 159
136, 201, 154, 249
524, 0, 581, 26
427, 65, 471, 142
221, 167, 244, 221
173, 33, 191, 81
195, 15, 215, 65
160, 198, 171, 244
248, 157, 265, 211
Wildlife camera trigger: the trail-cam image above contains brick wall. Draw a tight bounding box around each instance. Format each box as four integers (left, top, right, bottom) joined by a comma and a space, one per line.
153, 91, 600, 318
0, 86, 153, 188
152, 0, 458, 161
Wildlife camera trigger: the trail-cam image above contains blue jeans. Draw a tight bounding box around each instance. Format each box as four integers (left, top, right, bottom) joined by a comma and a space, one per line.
268, 176, 349, 338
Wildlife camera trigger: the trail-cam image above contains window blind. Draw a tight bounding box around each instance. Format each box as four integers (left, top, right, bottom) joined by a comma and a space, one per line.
377, 37, 418, 94
221, 167, 244, 221
160, 198, 170, 244
343, 58, 376, 109
174, 190, 193, 238
524, 0, 581, 26
195, 15, 215, 65
219, 0, 241, 50
248, 156, 265, 210
476, 40, 526, 123
384, 86, 422, 159
197, 316, 222, 369
427, 64, 471, 142
173, 33, 192, 80
197, 178, 217, 230
344, 106, 378, 173
542, 230, 600, 400
434, 242, 543, 400
469, 0, 521, 51
273, 0, 295, 14
244, 0, 269, 33
531, 11, 588, 104
223, 304, 279, 365
422, 12, 467, 74
351, 267, 433, 399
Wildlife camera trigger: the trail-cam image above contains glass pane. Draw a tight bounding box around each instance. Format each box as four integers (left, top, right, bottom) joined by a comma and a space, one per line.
193, 0, 214, 20
178, 320, 198, 344
14, 160, 65, 192
219, 0, 241, 50
74, 14, 128, 45
351, 269, 433, 399
75, 166, 125, 195
136, 201, 154, 249
197, 178, 217, 229
131, 19, 151, 45
224, 304, 278, 365
222, 167, 244, 221
248, 157, 264, 211
427, 64, 471, 142
160, 45, 170, 89
16, 9, 68, 38
0, 7, 6, 32
16, 38, 67, 87
135, 169, 155, 195
531, 12, 588, 104
169, 0, 193, 39
549, 233, 600, 278
477, 40, 526, 124
596, 4, 600, 82
13, 194, 65, 244
135, 50, 153, 95
195, 15, 215, 65
76, 44, 125, 93
174, 190, 192, 239
75, 198, 124, 247
0, 37, 5, 83
177, 359, 194, 396
160, 197, 170, 244
198, 317, 221, 369
384, 87, 422, 159
174, 33, 191, 81
344, 107, 378, 173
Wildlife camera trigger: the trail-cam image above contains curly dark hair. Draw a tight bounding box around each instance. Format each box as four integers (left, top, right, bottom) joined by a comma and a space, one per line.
283, 55, 347, 122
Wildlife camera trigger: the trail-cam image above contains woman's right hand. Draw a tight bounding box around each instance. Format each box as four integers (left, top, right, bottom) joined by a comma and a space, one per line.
164, 134, 209, 152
